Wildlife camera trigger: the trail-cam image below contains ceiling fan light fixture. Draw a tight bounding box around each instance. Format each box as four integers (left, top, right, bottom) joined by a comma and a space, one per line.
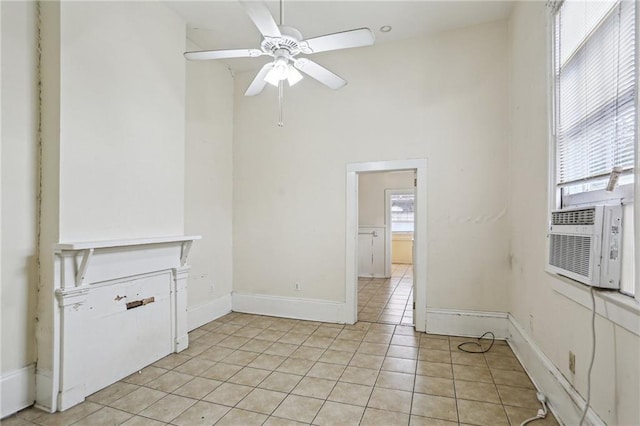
287, 65, 303, 86
264, 56, 290, 86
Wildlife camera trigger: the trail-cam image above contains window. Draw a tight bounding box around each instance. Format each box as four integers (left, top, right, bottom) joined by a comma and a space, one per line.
551, 0, 636, 297
391, 194, 414, 233
552, 0, 636, 199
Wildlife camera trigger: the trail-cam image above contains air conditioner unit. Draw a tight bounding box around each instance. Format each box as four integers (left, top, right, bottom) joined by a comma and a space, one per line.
547, 205, 622, 289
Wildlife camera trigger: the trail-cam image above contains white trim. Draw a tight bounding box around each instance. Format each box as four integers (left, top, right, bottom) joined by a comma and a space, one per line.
346, 159, 428, 331
187, 293, 232, 331
1, 364, 36, 419
231, 292, 345, 324
508, 314, 605, 426
425, 308, 510, 339
53, 235, 201, 251
551, 276, 640, 336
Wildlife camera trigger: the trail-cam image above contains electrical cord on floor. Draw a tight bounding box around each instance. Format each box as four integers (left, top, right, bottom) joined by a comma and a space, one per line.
579, 286, 597, 426
519, 392, 549, 426
457, 331, 495, 353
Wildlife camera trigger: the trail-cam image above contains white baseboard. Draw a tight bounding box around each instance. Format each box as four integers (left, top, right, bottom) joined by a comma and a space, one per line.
426, 308, 509, 338
507, 314, 605, 426
232, 292, 345, 324
187, 293, 232, 331
1, 364, 36, 419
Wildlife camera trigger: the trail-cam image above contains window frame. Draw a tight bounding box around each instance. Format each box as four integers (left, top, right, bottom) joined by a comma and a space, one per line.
547, 0, 638, 304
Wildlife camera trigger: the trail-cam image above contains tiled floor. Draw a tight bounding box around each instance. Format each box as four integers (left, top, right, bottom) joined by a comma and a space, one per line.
4, 310, 559, 426
358, 264, 414, 326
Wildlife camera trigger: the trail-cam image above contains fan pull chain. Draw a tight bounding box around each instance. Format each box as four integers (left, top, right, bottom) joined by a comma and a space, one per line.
278, 80, 284, 127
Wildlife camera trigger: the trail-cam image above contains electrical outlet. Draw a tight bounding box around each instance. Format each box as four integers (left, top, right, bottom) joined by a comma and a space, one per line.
569, 351, 576, 374
294, 282, 301, 291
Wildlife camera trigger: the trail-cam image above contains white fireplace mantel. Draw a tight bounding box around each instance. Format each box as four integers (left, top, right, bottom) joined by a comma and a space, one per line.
37, 235, 201, 413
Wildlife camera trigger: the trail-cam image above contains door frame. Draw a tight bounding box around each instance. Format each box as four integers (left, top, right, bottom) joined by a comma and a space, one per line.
384, 188, 415, 277
345, 159, 428, 332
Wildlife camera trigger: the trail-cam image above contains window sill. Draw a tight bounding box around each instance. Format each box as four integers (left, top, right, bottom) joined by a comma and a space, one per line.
550, 273, 640, 337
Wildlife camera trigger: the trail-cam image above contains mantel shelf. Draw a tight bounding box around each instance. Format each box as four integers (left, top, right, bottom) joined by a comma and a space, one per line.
53, 235, 202, 251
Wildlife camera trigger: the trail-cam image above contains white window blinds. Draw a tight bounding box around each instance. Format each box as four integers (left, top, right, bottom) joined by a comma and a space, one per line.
554, 0, 636, 188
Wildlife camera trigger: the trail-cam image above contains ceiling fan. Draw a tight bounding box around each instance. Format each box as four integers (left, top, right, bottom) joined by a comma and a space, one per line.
183, 0, 375, 98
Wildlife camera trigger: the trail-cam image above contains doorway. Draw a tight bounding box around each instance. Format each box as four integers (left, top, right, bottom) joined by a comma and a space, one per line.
345, 159, 427, 332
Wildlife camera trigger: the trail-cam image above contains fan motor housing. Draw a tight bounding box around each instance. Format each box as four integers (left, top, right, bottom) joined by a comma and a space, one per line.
261, 26, 311, 55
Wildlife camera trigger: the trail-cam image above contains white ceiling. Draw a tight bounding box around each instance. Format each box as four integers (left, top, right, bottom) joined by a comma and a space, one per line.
166, 1, 513, 73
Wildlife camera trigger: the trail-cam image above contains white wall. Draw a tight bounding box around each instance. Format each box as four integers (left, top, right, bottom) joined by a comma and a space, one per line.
37, 0, 187, 385
184, 39, 234, 323
358, 171, 413, 226
233, 20, 510, 311
1, 0, 39, 382
508, 3, 640, 424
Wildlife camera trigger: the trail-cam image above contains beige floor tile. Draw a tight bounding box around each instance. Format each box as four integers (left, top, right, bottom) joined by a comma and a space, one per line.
416, 361, 453, 379
170, 400, 230, 426
257, 329, 287, 342
292, 376, 337, 399
236, 388, 287, 414
37, 402, 103, 426
278, 332, 309, 345
382, 357, 417, 374
411, 393, 458, 422
202, 382, 253, 406
263, 416, 309, 425
120, 416, 166, 426
328, 381, 373, 406
360, 407, 410, 425
69, 406, 132, 426
220, 349, 260, 366
291, 324, 319, 335
111, 387, 167, 414
337, 330, 366, 341
173, 357, 215, 376
457, 399, 509, 426
290, 346, 325, 362
138, 394, 196, 422
145, 370, 193, 393
414, 376, 455, 398
504, 405, 560, 426
367, 387, 412, 414
259, 371, 303, 393
217, 335, 250, 349
0, 416, 36, 426
313, 401, 365, 425
152, 353, 190, 370
419, 339, 450, 351
450, 351, 488, 367
276, 357, 315, 375
418, 349, 451, 364
454, 380, 501, 403
497, 384, 541, 408
369, 324, 396, 334
264, 342, 299, 357
196, 332, 226, 347
376, 371, 415, 392
200, 362, 242, 381
452, 364, 493, 383
216, 408, 268, 426
198, 346, 234, 362
491, 369, 535, 389
307, 362, 346, 380
358, 342, 389, 356
313, 326, 342, 338
485, 353, 525, 372
340, 366, 380, 386
318, 349, 354, 365
172, 377, 223, 399
228, 366, 271, 386
387, 345, 419, 360
272, 394, 324, 423
328, 339, 361, 353
86, 381, 139, 405
234, 326, 263, 339
240, 339, 274, 353
122, 366, 167, 385
247, 353, 286, 370
409, 415, 458, 425
180, 340, 212, 357
15, 407, 45, 422
217, 323, 242, 335
302, 335, 335, 349
350, 353, 384, 369
363, 332, 393, 344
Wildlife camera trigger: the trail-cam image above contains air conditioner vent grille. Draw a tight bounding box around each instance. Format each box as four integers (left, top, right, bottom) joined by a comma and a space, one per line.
549, 234, 592, 277
552, 208, 596, 225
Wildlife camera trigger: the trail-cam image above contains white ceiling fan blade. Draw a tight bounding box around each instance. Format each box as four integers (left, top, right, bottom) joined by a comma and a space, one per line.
294, 58, 346, 90
239, 0, 282, 38
184, 48, 263, 61
244, 63, 273, 96
303, 28, 374, 54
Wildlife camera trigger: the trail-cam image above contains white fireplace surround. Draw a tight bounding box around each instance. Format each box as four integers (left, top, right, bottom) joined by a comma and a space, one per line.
36, 236, 201, 413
